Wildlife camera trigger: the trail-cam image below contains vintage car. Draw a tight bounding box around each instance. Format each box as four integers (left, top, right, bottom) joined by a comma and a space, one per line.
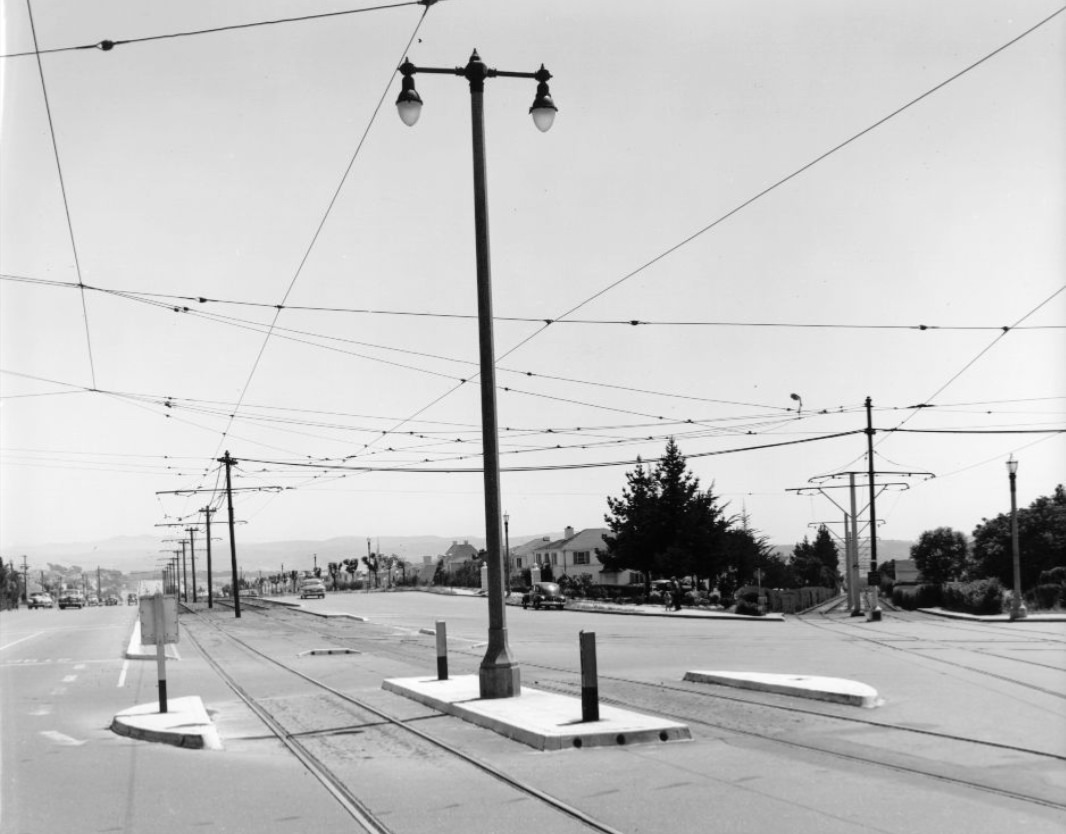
58, 590, 86, 609
28, 593, 54, 609
299, 578, 327, 599
521, 581, 566, 610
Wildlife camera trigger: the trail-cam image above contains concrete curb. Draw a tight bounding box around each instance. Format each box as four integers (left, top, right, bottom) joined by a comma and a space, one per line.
917, 607, 1066, 623
299, 609, 369, 622
383, 675, 691, 751
111, 696, 220, 750
684, 670, 880, 708
504, 597, 785, 621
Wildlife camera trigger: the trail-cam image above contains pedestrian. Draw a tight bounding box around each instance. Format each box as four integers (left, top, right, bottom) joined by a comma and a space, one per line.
672, 578, 682, 611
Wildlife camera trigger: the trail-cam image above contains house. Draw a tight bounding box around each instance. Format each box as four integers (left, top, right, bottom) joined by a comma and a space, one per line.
442, 540, 479, 570
523, 526, 641, 586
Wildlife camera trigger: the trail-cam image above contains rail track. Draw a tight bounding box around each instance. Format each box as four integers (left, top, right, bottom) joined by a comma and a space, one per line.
192, 599, 1066, 817
182, 603, 628, 834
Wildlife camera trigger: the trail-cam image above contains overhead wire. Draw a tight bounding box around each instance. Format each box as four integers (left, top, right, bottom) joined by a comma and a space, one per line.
24, 0, 97, 390
0, 1, 423, 59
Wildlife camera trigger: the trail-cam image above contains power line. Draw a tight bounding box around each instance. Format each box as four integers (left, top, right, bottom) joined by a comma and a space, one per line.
207, 6, 432, 469
491, 4, 1066, 363
24, 0, 97, 390
9, 274, 1059, 332
0, 1, 422, 59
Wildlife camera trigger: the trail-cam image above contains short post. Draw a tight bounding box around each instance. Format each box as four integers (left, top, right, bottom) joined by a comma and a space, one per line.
579, 631, 599, 722
153, 593, 168, 714
435, 620, 448, 681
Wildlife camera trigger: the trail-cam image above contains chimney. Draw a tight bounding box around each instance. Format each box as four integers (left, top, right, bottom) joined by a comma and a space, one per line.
565, 526, 574, 539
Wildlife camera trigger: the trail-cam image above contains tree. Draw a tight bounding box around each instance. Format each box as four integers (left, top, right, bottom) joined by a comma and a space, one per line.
790, 526, 841, 588
602, 438, 728, 594
972, 485, 1066, 590
910, 527, 969, 584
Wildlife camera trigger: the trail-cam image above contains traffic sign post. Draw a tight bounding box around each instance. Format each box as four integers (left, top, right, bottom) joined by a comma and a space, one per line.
139, 593, 179, 713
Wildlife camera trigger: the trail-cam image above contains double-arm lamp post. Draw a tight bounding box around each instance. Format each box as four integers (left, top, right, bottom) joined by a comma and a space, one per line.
396, 50, 556, 698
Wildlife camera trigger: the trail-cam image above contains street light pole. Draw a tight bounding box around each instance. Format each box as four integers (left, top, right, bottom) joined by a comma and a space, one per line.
397, 50, 556, 699
503, 511, 511, 594
1007, 456, 1027, 620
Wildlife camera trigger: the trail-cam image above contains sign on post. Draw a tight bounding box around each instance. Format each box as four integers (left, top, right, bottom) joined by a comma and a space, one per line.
138, 593, 178, 714
139, 594, 179, 645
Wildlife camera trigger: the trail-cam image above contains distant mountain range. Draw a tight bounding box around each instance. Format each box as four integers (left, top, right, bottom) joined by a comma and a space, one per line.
4, 532, 916, 577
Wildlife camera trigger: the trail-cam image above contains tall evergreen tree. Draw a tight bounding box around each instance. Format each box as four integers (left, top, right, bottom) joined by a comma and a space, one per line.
791, 526, 841, 588
602, 439, 728, 593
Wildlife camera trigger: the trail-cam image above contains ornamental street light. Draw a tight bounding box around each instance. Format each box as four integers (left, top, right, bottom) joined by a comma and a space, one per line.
1007, 456, 1027, 620
396, 50, 556, 698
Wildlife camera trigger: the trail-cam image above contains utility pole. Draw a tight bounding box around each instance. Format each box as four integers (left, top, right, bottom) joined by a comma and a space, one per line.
202, 506, 216, 608
864, 397, 881, 620
219, 451, 241, 619
185, 526, 199, 603
21, 556, 29, 604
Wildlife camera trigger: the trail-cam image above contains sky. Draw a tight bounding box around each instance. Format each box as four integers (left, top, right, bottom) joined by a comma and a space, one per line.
1, 0, 1063, 559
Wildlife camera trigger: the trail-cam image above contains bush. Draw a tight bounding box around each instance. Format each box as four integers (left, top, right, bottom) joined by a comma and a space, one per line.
892, 583, 942, 610
734, 599, 763, 616
1038, 566, 1066, 585
941, 578, 1004, 616
1027, 583, 1064, 611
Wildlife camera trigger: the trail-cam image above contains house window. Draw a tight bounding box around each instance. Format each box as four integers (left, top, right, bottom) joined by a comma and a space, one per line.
550, 553, 558, 566
516, 557, 523, 569
574, 551, 590, 566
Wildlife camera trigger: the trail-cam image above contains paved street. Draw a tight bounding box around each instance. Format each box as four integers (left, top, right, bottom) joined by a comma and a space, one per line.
3, 593, 1064, 833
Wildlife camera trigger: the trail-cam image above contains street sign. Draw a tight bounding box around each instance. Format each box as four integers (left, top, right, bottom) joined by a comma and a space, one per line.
867, 571, 881, 587
139, 594, 179, 644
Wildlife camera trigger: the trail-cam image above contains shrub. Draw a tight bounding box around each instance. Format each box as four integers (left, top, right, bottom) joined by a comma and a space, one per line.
734, 599, 763, 616
892, 583, 942, 610
942, 578, 1004, 616
1027, 583, 1064, 611
735, 586, 760, 604
1038, 566, 1066, 585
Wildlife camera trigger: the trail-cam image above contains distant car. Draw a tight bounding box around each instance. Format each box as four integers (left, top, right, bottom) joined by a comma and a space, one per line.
28, 593, 54, 609
58, 590, 86, 610
127, 593, 138, 606
105, 596, 120, 606
238, 589, 259, 598
522, 582, 566, 610
87, 596, 101, 607
299, 578, 326, 599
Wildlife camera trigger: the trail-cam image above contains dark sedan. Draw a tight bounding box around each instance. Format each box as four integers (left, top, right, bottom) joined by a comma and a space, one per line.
521, 582, 566, 610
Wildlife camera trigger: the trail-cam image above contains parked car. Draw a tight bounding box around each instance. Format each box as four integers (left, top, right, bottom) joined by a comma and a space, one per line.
105, 596, 120, 606
28, 593, 54, 609
238, 588, 259, 598
299, 578, 326, 599
58, 590, 86, 609
522, 581, 566, 610
127, 593, 138, 606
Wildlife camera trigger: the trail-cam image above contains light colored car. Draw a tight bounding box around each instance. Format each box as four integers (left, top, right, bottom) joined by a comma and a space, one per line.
28, 593, 54, 609
299, 578, 326, 599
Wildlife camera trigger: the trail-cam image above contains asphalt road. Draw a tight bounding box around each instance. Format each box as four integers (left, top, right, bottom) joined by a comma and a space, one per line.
3, 593, 1064, 834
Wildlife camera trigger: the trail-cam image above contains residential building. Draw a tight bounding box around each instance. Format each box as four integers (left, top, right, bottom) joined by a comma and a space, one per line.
524, 526, 640, 586
442, 540, 479, 570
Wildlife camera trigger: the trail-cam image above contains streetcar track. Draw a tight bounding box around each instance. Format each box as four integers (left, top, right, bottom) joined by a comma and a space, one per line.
200, 601, 1066, 813
185, 606, 628, 834
218, 598, 1066, 760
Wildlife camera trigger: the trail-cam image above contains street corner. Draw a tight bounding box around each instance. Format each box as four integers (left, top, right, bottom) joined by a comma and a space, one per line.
383, 674, 691, 751
110, 695, 221, 750
684, 670, 881, 708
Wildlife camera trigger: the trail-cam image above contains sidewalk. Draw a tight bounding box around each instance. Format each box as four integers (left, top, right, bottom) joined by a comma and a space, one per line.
918, 606, 1066, 623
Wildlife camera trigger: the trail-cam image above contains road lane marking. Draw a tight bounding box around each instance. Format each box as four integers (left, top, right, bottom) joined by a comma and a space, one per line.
61, 675, 77, 683
0, 631, 45, 651
40, 731, 86, 746
117, 659, 129, 688
28, 706, 53, 716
